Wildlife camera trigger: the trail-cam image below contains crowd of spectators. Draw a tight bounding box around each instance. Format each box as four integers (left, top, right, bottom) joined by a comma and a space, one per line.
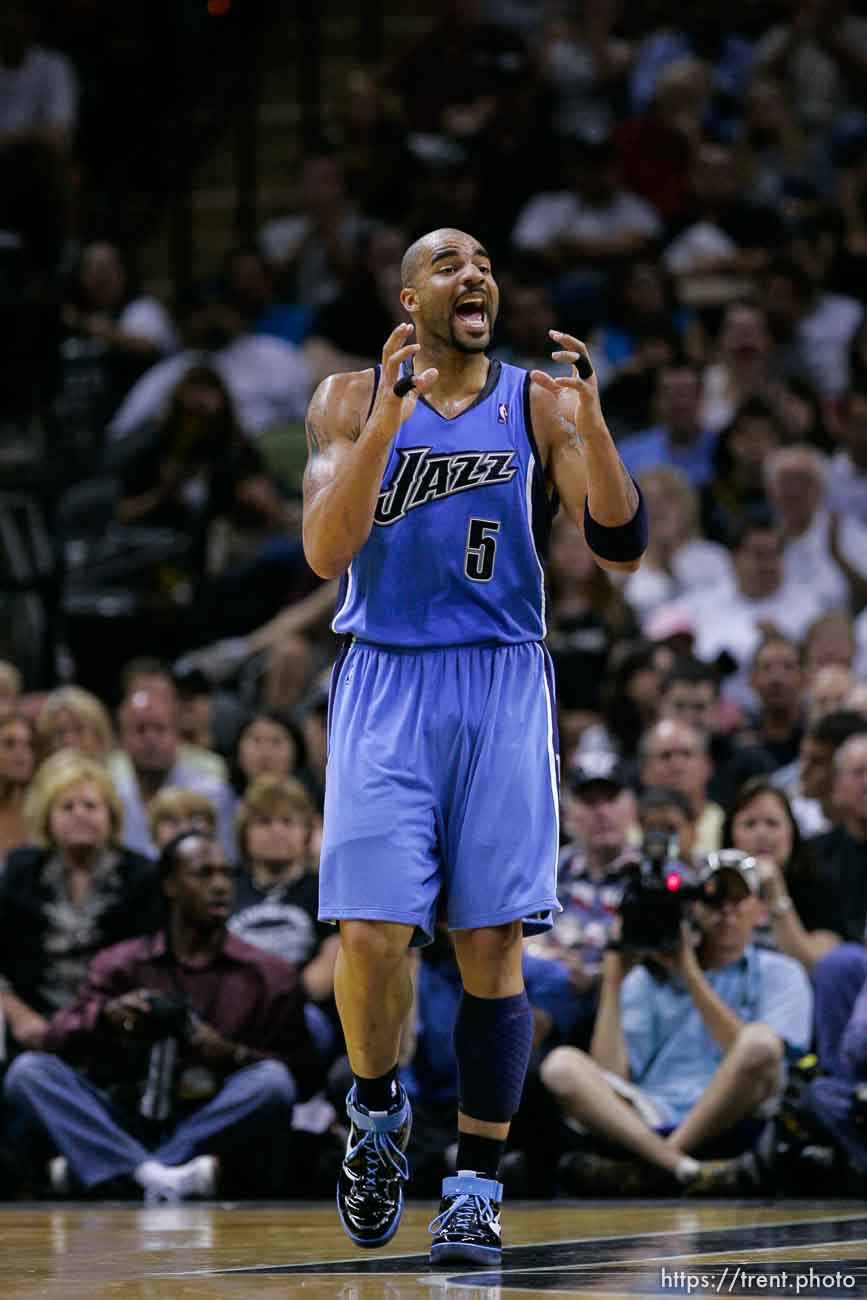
5, 0, 867, 1201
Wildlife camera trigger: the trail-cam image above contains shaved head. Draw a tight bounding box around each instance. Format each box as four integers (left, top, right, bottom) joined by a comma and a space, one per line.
400, 228, 485, 288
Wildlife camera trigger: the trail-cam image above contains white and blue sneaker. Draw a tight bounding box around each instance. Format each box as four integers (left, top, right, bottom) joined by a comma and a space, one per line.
336, 1085, 411, 1248
429, 1171, 503, 1265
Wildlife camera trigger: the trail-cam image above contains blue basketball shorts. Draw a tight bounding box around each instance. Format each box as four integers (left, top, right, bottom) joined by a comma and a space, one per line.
318, 639, 561, 945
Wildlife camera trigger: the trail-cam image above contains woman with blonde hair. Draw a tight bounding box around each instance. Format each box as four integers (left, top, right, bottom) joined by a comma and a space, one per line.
623, 465, 731, 623
230, 774, 336, 1006
36, 686, 113, 763
147, 786, 217, 850
0, 752, 160, 1050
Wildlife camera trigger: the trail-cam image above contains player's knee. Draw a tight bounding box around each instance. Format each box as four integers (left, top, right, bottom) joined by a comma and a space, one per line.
729, 1023, 783, 1076
455, 921, 523, 970
339, 919, 411, 976
539, 1045, 587, 1098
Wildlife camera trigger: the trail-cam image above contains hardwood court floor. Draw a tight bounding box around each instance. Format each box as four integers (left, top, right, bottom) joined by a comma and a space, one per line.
0, 1200, 864, 1299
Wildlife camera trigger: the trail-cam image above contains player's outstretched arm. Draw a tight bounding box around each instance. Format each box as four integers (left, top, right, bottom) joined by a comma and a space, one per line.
302, 323, 438, 578
531, 331, 646, 575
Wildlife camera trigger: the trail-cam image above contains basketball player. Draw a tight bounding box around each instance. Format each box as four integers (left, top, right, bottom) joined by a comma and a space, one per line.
302, 229, 647, 1264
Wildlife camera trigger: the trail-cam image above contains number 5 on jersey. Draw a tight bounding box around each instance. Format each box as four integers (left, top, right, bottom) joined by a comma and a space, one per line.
464, 518, 500, 583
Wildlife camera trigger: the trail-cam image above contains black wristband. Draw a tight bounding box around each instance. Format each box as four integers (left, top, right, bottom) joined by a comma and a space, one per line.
584, 479, 648, 563
393, 375, 416, 398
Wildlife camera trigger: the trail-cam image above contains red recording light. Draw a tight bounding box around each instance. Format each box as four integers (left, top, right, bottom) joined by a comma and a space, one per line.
665, 871, 682, 892
207, 0, 231, 14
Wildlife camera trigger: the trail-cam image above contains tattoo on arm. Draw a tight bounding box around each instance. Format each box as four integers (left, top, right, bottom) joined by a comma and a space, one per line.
559, 413, 583, 454
305, 405, 329, 458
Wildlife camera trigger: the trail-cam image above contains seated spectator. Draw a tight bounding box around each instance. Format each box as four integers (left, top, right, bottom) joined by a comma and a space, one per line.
113, 687, 235, 861
753, 0, 867, 140
113, 367, 304, 641
114, 658, 227, 782
765, 444, 867, 615
662, 142, 785, 308
780, 708, 867, 838
54, 241, 178, 465
541, 853, 813, 1195
259, 151, 368, 309
0, 711, 36, 857
116, 366, 292, 547
723, 777, 835, 971
107, 281, 311, 442
699, 399, 783, 547
492, 276, 573, 379
589, 256, 694, 438
628, 2, 753, 140
699, 303, 803, 438
802, 944, 867, 1185
0, 753, 159, 1048
36, 686, 113, 764
618, 363, 718, 490
615, 58, 711, 223
305, 224, 406, 370
3, 831, 320, 1201
713, 635, 806, 808
332, 68, 413, 223
0, 3, 77, 270
546, 515, 638, 757
229, 775, 334, 1007
657, 658, 738, 798
148, 787, 217, 851
623, 466, 731, 624
790, 733, 867, 944
825, 386, 867, 528
529, 755, 639, 1051
760, 255, 862, 400
806, 665, 856, 726
739, 75, 827, 215
221, 244, 309, 347
575, 640, 671, 769
535, 3, 632, 147
640, 719, 724, 855
803, 611, 856, 679
230, 712, 305, 798
510, 135, 661, 309
671, 518, 827, 706
638, 786, 698, 866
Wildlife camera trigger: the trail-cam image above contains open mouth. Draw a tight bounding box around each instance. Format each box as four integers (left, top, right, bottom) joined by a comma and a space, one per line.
454, 296, 487, 329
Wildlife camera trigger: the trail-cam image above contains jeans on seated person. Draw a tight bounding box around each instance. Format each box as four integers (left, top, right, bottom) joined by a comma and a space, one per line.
812, 944, 867, 1078
3, 1052, 296, 1192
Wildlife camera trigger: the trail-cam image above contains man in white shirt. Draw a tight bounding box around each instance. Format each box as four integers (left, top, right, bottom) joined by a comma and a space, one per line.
666, 518, 826, 710
107, 288, 312, 441
765, 443, 867, 613
511, 136, 660, 272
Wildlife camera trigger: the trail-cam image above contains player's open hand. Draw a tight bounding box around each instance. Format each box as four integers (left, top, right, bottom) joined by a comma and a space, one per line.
531, 332, 605, 435
369, 323, 438, 440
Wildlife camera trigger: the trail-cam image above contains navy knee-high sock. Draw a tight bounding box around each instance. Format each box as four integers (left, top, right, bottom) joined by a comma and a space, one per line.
452, 990, 533, 1180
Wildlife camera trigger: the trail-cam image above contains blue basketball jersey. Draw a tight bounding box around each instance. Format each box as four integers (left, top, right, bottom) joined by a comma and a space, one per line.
332, 360, 555, 646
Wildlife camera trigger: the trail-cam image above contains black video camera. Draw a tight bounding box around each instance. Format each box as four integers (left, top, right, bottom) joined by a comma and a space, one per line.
617, 830, 704, 954
138, 992, 197, 1044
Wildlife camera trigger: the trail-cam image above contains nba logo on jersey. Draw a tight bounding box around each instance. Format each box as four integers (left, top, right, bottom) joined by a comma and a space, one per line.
498, 402, 509, 424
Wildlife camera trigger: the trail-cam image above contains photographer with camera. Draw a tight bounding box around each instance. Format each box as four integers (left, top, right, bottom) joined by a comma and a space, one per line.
2, 830, 321, 1201
540, 853, 812, 1195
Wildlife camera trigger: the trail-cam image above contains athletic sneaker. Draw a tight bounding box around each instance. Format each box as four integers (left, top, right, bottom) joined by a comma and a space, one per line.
429, 1171, 503, 1265
336, 1084, 412, 1248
